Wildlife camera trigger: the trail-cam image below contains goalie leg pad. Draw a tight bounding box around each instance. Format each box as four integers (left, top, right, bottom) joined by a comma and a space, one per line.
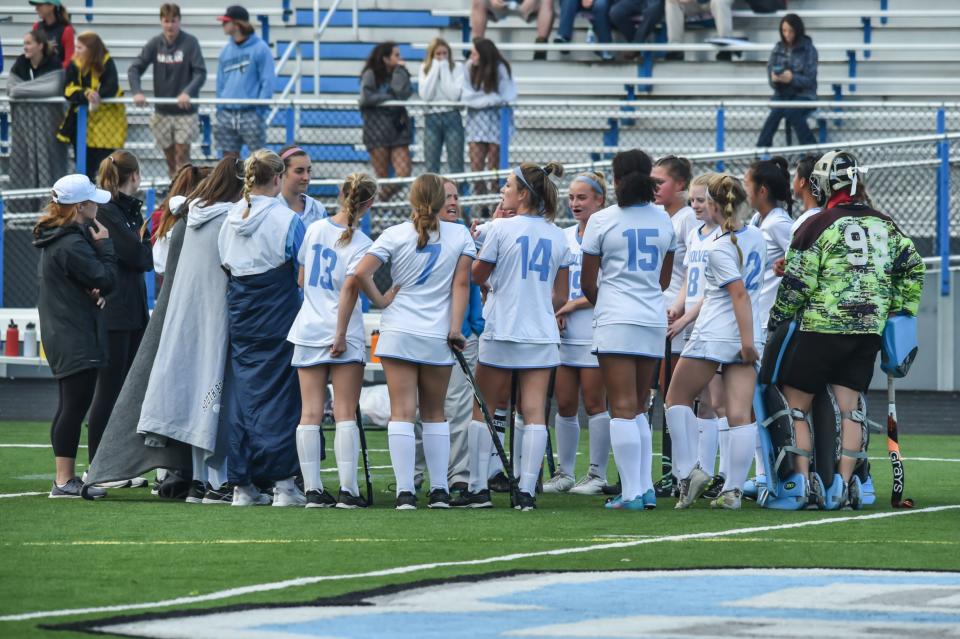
761, 385, 812, 483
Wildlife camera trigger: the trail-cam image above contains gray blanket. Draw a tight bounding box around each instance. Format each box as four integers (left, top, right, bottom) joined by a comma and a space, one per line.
83, 217, 192, 485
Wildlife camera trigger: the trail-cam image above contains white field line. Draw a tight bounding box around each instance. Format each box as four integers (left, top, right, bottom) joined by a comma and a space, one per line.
1, 504, 957, 623
0, 492, 44, 499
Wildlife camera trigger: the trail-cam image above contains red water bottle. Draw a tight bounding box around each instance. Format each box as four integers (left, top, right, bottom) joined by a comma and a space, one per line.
4, 320, 20, 356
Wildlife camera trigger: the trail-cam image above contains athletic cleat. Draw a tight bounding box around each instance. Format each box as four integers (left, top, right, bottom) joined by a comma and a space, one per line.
185, 480, 206, 504
450, 481, 468, 494
742, 475, 766, 501
201, 484, 233, 504
710, 488, 743, 510
806, 473, 826, 510
395, 491, 418, 510
232, 485, 271, 506
514, 491, 537, 511
642, 489, 657, 510
543, 472, 575, 493
842, 477, 863, 511
602, 480, 621, 496
151, 479, 161, 496
128, 476, 149, 489
674, 477, 691, 509
451, 489, 493, 508
488, 472, 512, 493
50, 477, 105, 499
304, 489, 336, 508
273, 485, 307, 507
336, 490, 368, 509
654, 475, 676, 498
677, 467, 712, 509
603, 495, 623, 509
427, 488, 452, 509
569, 473, 607, 495
702, 474, 725, 500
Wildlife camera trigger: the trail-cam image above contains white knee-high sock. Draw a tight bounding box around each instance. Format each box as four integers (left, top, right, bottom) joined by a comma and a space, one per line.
421, 421, 450, 491
468, 419, 492, 492
697, 417, 720, 475
587, 411, 611, 479
191, 446, 207, 484
609, 417, 643, 501
665, 405, 699, 479
334, 421, 359, 496
488, 409, 507, 477
724, 422, 758, 492
387, 421, 416, 495
512, 417, 526, 479
554, 414, 580, 477
296, 425, 323, 493
717, 417, 730, 478
635, 413, 653, 493
519, 424, 548, 495
207, 455, 228, 490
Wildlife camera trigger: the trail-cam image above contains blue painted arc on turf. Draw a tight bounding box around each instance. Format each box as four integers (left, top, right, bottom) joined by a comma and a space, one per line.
254, 573, 960, 638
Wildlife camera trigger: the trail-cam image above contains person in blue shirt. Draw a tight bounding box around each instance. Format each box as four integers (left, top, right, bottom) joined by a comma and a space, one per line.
215, 5, 275, 158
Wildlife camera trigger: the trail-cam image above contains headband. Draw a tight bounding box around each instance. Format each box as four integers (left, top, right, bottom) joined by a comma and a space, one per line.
513, 166, 546, 213
280, 147, 306, 161
573, 175, 604, 196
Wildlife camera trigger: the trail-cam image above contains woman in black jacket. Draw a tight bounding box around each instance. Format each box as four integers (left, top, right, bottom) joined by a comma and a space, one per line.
34, 174, 117, 498
87, 150, 153, 477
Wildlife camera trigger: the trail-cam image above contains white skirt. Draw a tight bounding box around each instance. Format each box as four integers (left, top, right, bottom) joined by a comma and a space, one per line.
592, 323, 666, 359
560, 342, 599, 368
681, 337, 764, 366
479, 337, 560, 369
669, 324, 694, 355
292, 343, 365, 368
375, 330, 453, 366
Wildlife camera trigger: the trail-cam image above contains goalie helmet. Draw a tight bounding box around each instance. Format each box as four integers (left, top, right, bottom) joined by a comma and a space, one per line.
810, 150, 865, 206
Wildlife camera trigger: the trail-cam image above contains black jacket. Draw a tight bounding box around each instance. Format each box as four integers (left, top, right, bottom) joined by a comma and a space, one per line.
34, 223, 117, 378
97, 192, 153, 331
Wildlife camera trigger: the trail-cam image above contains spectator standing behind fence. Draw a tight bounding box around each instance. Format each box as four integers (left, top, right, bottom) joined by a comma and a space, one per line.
7, 29, 68, 193
418, 38, 465, 175
609, 0, 666, 52
556, 0, 615, 62
128, 3, 208, 179
666, 0, 734, 60
471, 0, 554, 61
756, 14, 818, 148
56, 32, 127, 182
215, 5, 274, 158
34, 175, 115, 499
30, 0, 74, 69
463, 38, 516, 205
359, 41, 413, 200
87, 151, 153, 481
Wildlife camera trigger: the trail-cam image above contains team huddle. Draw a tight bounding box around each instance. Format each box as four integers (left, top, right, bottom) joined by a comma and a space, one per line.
38, 143, 925, 512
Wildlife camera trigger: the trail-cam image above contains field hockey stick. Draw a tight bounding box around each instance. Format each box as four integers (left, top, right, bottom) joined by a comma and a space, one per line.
453, 348, 519, 504
886, 375, 914, 509
355, 405, 374, 506
544, 369, 557, 477
509, 371, 518, 473
660, 339, 674, 483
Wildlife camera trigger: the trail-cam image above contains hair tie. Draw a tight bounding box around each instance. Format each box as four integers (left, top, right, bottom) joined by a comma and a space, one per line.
573, 175, 604, 196
280, 147, 305, 161
108, 156, 115, 163
513, 166, 545, 213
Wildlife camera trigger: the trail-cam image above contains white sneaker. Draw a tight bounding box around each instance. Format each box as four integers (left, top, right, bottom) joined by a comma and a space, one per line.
676, 467, 712, 509
127, 476, 149, 488
232, 484, 272, 506
543, 472, 575, 493
710, 488, 743, 510
82, 471, 130, 489
272, 486, 307, 507
569, 473, 607, 495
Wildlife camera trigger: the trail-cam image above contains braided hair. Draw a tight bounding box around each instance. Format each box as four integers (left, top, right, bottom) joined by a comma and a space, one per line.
241, 150, 284, 219
337, 173, 378, 247
409, 173, 446, 249
707, 173, 748, 265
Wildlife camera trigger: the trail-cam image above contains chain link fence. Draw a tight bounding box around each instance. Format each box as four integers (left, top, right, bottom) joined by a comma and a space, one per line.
1, 96, 958, 306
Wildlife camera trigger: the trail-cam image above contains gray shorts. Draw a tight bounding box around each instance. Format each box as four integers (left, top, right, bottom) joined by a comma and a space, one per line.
214, 109, 266, 154
150, 113, 200, 148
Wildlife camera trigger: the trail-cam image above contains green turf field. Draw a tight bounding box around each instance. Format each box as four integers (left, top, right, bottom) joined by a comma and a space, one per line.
1, 420, 958, 638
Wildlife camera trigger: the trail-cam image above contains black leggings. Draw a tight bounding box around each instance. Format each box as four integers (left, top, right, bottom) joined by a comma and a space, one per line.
87, 329, 144, 463
50, 369, 99, 458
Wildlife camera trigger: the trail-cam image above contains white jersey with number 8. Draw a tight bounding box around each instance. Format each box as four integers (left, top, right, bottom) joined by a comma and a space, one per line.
478, 215, 573, 343
683, 224, 719, 311
368, 220, 476, 339
580, 203, 677, 328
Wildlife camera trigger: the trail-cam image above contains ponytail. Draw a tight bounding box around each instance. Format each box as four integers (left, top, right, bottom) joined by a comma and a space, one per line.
748, 156, 792, 215
241, 149, 284, 219
515, 161, 564, 220
707, 173, 748, 265
611, 149, 658, 207
96, 150, 139, 201
337, 172, 378, 247
409, 173, 445, 249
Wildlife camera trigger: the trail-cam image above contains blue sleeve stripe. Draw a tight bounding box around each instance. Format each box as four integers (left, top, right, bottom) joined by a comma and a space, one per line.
478, 257, 497, 265
718, 276, 742, 288
580, 249, 600, 256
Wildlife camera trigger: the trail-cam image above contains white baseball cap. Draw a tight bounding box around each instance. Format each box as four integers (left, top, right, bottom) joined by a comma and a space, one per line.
51, 174, 112, 205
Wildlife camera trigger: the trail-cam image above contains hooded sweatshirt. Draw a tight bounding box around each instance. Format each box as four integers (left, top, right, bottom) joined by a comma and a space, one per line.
218, 195, 304, 277
216, 34, 275, 110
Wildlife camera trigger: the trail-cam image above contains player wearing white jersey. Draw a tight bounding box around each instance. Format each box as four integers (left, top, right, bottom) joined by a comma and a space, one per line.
773, 154, 822, 279
348, 174, 475, 511
456, 162, 571, 512
665, 174, 764, 511
580, 150, 676, 512
545, 172, 611, 496
277, 145, 328, 229
288, 174, 376, 510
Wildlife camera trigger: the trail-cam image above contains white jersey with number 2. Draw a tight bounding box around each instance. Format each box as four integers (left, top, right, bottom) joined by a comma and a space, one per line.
580, 203, 677, 328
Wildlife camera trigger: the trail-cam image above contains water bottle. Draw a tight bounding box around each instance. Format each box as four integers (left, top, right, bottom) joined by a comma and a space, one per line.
22, 322, 38, 358
586, 27, 597, 45
4, 320, 19, 357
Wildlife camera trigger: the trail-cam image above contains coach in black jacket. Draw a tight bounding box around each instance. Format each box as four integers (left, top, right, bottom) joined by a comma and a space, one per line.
34, 174, 117, 498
